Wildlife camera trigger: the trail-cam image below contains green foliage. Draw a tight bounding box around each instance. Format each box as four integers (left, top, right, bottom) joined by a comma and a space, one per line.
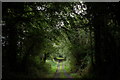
2, 2, 96, 79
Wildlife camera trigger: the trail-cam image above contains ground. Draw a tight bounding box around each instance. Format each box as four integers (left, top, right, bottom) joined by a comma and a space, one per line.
45, 60, 80, 79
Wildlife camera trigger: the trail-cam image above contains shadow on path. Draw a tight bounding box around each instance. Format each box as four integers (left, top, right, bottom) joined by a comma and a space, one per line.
54, 62, 73, 79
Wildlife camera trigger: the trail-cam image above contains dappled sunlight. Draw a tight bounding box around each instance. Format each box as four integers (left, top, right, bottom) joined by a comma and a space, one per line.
2, 2, 120, 80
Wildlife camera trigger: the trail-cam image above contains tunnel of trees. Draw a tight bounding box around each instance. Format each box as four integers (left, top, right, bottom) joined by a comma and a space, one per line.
2, 2, 120, 80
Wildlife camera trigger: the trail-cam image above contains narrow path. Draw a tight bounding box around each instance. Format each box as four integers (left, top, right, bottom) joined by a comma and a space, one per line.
54, 62, 73, 78
54, 62, 60, 78
62, 62, 73, 78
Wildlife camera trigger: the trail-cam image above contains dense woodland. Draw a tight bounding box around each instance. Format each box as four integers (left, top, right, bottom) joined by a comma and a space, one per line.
2, 2, 120, 80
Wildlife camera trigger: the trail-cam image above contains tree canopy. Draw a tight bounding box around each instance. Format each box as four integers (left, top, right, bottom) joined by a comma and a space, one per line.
2, 2, 120, 80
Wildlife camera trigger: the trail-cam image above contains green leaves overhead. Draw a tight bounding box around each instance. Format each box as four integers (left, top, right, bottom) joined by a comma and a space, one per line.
2, 2, 93, 78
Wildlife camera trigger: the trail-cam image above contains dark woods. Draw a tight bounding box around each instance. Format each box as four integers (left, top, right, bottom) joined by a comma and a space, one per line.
87, 3, 120, 80
2, 2, 120, 80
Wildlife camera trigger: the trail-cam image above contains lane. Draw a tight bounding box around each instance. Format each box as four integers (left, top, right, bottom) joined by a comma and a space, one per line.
54, 62, 60, 78
54, 62, 73, 79
62, 62, 73, 78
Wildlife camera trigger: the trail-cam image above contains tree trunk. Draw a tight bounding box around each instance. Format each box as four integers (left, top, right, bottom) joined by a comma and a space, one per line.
7, 23, 18, 72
